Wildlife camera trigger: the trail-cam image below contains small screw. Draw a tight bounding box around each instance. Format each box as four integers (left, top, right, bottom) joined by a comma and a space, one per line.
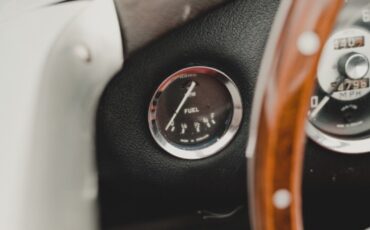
297, 31, 321, 56
74, 44, 92, 63
273, 189, 292, 210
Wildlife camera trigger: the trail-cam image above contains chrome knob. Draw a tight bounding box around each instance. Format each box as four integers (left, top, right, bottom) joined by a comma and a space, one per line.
338, 52, 369, 80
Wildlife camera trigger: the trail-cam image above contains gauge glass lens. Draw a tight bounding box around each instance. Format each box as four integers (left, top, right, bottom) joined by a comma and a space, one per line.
148, 66, 242, 159
307, 0, 370, 154
156, 75, 232, 147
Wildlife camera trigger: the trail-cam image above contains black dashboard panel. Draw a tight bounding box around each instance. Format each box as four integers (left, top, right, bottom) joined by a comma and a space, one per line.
96, 0, 370, 229
96, 0, 279, 227
303, 139, 370, 230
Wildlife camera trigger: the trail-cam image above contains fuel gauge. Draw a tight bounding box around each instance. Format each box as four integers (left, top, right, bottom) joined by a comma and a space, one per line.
148, 66, 242, 160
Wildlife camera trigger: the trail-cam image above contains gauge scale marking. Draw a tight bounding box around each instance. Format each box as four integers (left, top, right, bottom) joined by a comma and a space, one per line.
307, 0, 370, 154
148, 66, 242, 160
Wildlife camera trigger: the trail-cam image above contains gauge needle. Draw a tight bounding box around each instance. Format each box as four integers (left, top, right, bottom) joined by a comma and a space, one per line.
165, 81, 197, 131
309, 75, 345, 120
309, 96, 330, 119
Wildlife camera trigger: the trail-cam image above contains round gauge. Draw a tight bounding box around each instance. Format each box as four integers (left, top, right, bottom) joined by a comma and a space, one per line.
148, 66, 242, 160
307, 0, 370, 154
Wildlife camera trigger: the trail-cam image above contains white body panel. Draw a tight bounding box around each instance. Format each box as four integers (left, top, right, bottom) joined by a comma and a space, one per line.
0, 0, 123, 229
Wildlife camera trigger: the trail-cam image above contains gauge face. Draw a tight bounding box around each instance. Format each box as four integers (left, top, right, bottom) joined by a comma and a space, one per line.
148, 66, 242, 160
307, 0, 370, 153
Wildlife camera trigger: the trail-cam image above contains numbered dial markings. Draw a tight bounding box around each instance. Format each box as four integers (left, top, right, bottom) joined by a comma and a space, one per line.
148, 66, 242, 160
307, 0, 370, 153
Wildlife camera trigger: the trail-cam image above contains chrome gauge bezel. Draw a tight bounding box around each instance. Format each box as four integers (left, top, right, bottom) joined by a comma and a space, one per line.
306, 31, 370, 155
307, 123, 370, 154
307, 27, 370, 154
148, 66, 243, 160
306, 0, 370, 154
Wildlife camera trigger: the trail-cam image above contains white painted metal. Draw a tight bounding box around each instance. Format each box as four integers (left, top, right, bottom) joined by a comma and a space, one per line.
0, 0, 123, 229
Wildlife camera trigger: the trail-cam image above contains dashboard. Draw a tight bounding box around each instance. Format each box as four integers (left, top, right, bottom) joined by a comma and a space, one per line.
96, 0, 370, 229
3, 0, 369, 229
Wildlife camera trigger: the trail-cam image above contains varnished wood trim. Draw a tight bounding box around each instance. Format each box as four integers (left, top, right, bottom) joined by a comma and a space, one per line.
247, 0, 344, 229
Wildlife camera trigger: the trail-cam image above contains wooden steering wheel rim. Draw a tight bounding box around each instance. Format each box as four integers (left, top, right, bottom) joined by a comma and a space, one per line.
247, 0, 344, 229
